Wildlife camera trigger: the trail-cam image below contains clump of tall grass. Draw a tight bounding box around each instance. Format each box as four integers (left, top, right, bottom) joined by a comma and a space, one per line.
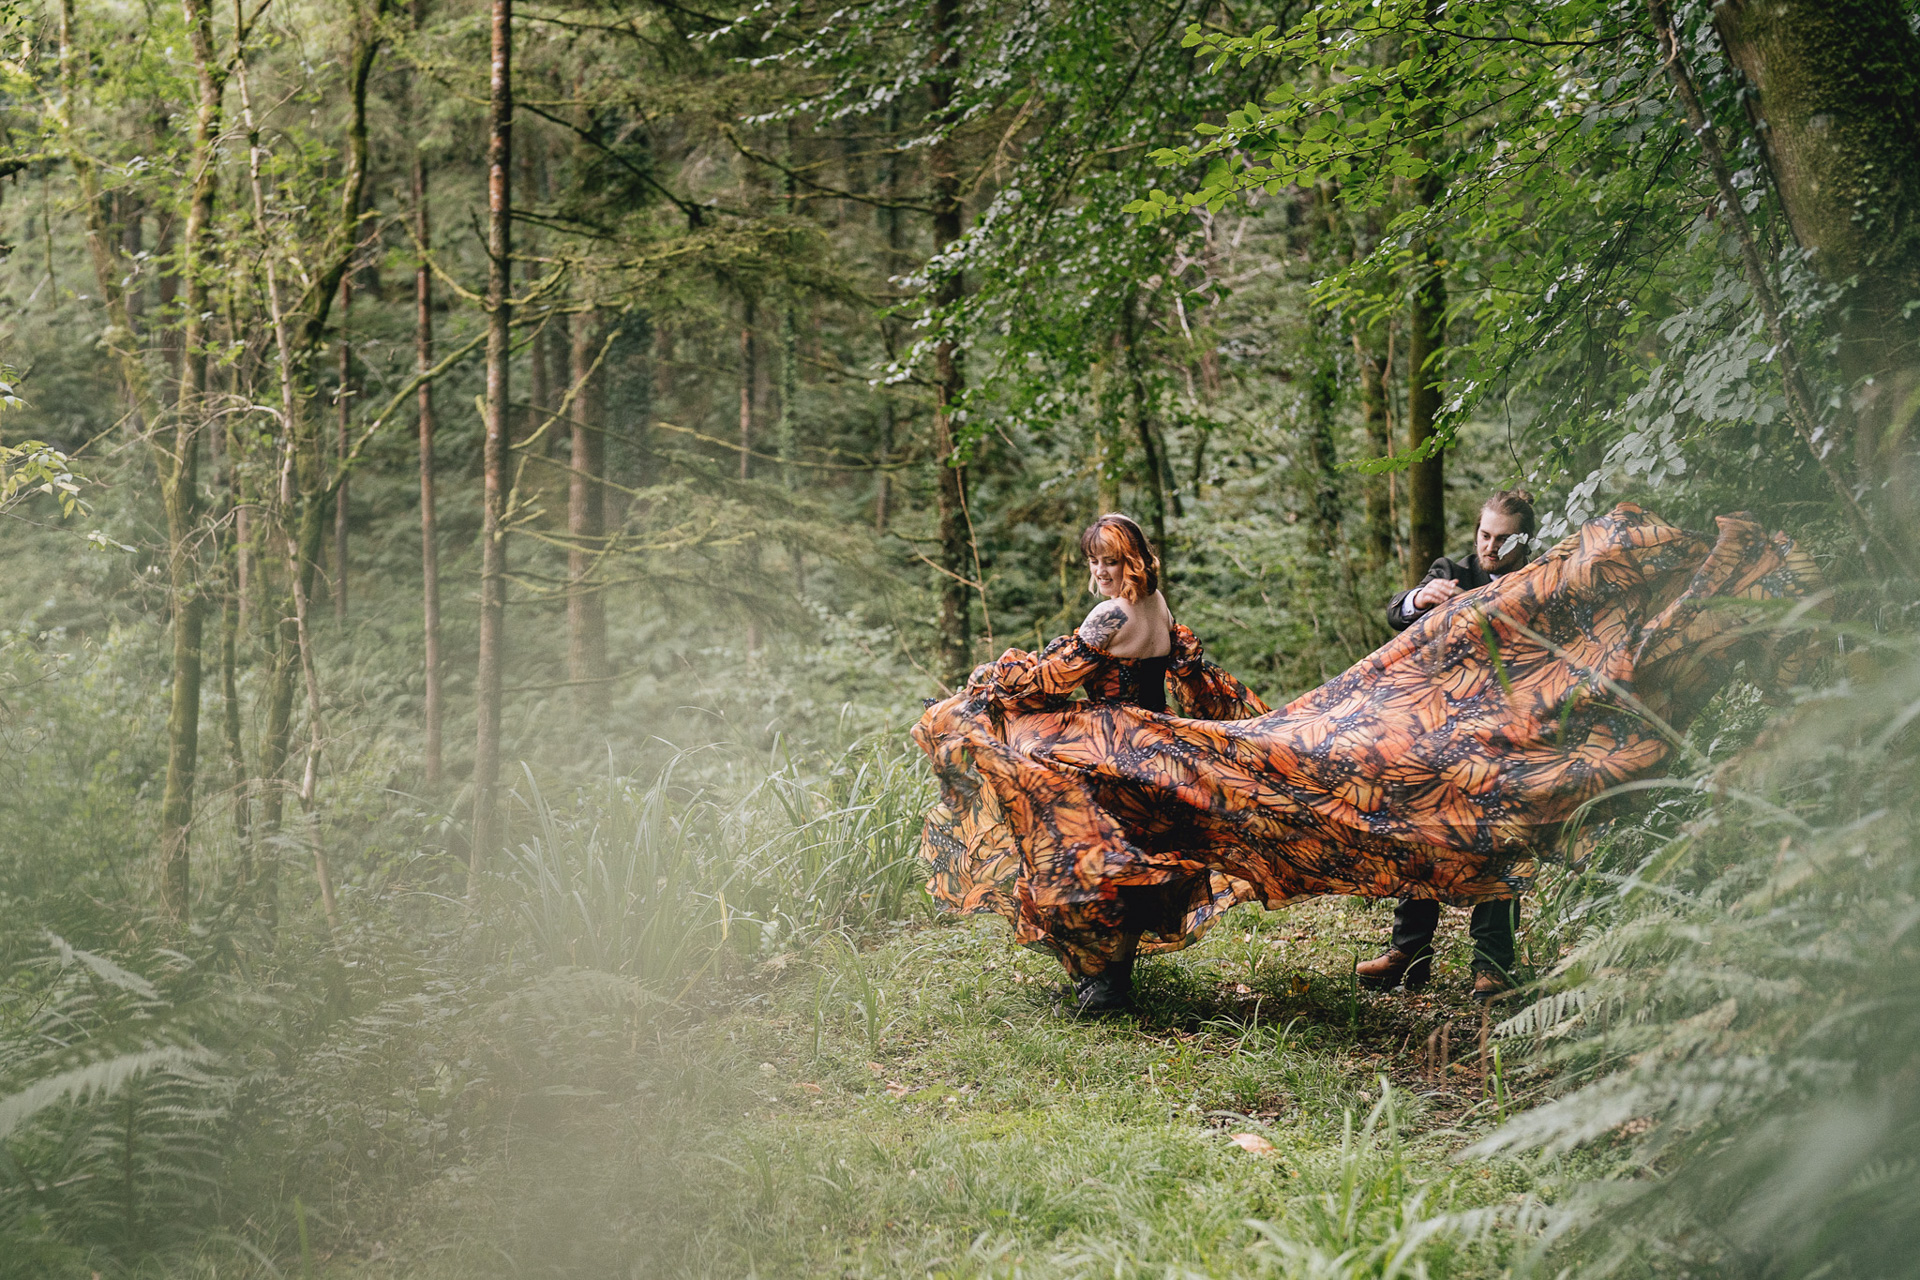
1250, 1085, 1483, 1279
495, 738, 933, 997
1476, 638, 1920, 1278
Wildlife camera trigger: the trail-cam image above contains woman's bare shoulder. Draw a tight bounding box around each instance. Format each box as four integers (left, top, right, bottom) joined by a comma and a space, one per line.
1078, 598, 1133, 649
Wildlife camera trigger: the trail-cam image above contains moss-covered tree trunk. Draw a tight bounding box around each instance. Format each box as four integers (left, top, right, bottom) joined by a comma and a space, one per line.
1406, 232, 1446, 582
62, 0, 223, 919
1354, 332, 1393, 571
1302, 312, 1342, 567
930, 0, 972, 687
1121, 290, 1169, 565
1713, 0, 1920, 546
1403, 10, 1448, 583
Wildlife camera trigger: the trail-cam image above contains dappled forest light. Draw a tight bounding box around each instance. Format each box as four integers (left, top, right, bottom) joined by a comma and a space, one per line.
1, 0, 1918, 1275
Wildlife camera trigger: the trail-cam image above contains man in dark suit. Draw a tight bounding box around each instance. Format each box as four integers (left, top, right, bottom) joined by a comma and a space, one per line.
1361, 489, 1536, 998
1385, 489, 1535, 632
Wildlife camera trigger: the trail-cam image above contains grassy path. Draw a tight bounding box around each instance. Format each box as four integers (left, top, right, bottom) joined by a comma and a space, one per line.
362, 899, 1544, 1277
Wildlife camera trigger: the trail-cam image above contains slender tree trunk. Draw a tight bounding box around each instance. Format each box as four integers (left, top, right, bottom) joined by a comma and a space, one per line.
64, 0, 223, 920
875, 406, 894, 531
213, 408, 249, 855
525, 260, 548, 448
738, 299, 761, 654
874, 101, 904, 532
930, 0, 971, 686
1708, 0, 1920, 553
157, 480, 206, 919
414, 129, 442, 790
473, 0, 514, 883
234, 281, 253, 638
239, 0, 381, 926
121, 197, 145, 334
779, 310, 798, 488
156, 213, 181, 392
334, 275, 352, 621
239, 44, 302, 920
1406, 264, 1445, 580
779, 124, 800, 493
221, 570, 246, 845
1402, 13, 1447, 583
1303, 310, 1341, 564
1405, 156, 1446, 582
1097, 415, 1122, 514
1354, 332, 1393, 571
286, 500, 338, 931
1120, 291, 1169, 563
738, 300, 755, 480
132, 23, 208, 919
568, 306, 608, 689
1301, 185, 1346, 567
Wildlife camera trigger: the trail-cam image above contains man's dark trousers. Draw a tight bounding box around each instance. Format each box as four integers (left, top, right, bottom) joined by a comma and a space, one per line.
1390, 898, 1518, 984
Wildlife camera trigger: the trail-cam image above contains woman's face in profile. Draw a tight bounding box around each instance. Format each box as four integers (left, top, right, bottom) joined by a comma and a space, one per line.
1089, 553, 1127, 598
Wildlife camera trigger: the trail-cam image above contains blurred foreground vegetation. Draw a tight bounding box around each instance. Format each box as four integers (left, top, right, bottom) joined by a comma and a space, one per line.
4, 0, 1920, 1274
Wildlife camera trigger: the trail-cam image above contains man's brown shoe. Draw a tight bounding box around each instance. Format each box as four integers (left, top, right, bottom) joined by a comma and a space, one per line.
1355, 948, 1430, 991
1471, 970, 1512, 1001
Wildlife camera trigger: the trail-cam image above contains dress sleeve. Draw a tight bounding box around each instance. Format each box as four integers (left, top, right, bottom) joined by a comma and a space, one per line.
967, 634, 1107, 711
1165, 625, 1271, 721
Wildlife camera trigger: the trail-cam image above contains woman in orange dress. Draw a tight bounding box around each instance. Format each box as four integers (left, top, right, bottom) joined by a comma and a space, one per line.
913, 504, 1820, 1015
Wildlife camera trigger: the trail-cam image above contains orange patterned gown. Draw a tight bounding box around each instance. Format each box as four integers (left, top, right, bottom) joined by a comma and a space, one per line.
912, 505, 1820, 976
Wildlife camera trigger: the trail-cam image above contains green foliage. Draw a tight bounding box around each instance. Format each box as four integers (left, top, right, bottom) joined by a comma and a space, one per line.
0, 937, 258, 1276
496, 740, 930, 992
1473, 639, 1920, 1277
0, 624, 165, 914
2, 0, 1917, 1274
1130, 0, 1859, 557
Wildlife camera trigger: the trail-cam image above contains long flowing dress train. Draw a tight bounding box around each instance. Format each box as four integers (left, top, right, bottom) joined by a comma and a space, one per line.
912, 505, 1821, 975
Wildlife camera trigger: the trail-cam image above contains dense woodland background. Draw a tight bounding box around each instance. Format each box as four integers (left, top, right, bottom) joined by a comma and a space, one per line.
1, 0, 1919, 1275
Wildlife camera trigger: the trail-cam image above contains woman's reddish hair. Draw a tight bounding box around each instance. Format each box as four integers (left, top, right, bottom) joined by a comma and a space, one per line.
1080, 513, 1160, 602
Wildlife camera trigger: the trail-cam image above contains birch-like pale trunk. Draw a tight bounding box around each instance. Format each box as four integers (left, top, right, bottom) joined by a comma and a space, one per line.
472, 0, 514, 886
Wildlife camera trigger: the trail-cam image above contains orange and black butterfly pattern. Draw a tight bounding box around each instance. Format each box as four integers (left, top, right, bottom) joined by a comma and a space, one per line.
912, 505, 1821, 976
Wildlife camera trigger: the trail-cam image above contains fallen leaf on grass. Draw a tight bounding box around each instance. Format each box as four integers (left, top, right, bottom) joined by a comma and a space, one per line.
885, 1080, 912, 1099
795, 1082, 823, 1095
1229, 1133, 1277, 1156
866, 1061, 885, 1077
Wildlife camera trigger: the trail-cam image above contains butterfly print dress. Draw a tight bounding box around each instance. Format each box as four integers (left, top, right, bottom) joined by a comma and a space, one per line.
912, 505, 1821, 976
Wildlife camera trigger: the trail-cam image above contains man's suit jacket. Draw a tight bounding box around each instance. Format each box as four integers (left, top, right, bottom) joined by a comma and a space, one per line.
1386, 553, 1522, 632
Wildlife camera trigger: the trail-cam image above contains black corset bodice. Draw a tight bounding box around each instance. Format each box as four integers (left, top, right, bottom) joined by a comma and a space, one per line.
1084, 652, 1172, 712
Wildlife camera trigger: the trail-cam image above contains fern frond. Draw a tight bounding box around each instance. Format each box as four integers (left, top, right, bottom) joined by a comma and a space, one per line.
0, 1045, 214, 1144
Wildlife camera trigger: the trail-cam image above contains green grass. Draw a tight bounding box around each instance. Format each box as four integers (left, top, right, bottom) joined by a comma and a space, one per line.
341, 898, 1540, 1278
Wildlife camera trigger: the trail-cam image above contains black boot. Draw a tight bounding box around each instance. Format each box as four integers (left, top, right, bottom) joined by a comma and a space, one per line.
1065, 957, 1134, 1017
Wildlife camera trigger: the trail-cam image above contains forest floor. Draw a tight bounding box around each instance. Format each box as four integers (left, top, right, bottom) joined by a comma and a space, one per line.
348, 897, 1546, 1278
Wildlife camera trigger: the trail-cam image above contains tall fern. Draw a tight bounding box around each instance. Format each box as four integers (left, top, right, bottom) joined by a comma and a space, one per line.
0, 936, 254, 1274
1474, 640, 1920, 1278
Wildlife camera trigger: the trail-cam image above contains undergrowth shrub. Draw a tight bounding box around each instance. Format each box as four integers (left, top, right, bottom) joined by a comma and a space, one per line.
0, 732, 934, 1276
1479, 638, 1920, 1278
0, 937, 260, 1277
494, 739, 933, 994
0, 626, 164, 917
